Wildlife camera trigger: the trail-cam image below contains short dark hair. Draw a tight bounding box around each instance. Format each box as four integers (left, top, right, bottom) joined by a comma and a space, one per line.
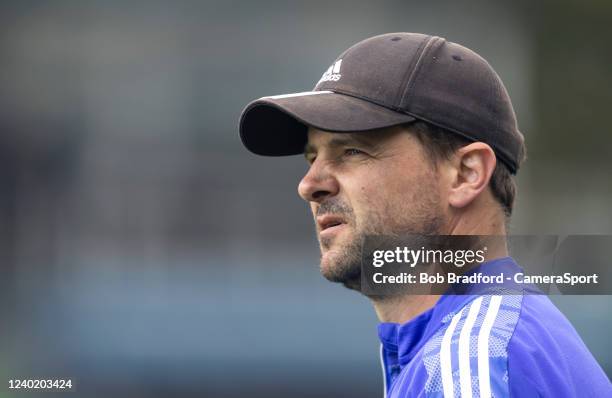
408, 121, 524, 218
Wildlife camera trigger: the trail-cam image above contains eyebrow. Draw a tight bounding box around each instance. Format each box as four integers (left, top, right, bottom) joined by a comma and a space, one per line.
304, 133, 382, 156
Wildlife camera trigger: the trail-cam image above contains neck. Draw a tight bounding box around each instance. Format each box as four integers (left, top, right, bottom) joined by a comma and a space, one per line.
372, 295, 441, 324
446, 197, 508, 237
371, 204, 508, 324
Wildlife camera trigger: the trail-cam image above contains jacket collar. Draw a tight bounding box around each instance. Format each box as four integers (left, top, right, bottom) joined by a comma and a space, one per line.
377, 256, 522, 366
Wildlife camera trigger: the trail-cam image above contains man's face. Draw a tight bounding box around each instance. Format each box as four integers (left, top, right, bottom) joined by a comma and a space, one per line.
298, 125, 447, 291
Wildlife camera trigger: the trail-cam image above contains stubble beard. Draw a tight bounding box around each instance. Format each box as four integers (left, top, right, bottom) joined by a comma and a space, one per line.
318, 188, 445, 293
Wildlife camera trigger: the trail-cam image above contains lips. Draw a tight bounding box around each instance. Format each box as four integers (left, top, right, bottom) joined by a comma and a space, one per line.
317, 214, 347, 232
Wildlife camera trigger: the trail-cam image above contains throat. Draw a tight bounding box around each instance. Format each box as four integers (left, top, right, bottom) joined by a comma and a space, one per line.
371, 294, 441, 324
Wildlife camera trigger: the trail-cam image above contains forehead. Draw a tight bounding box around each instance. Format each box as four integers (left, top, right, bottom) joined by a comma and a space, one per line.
304, 125, 405, 152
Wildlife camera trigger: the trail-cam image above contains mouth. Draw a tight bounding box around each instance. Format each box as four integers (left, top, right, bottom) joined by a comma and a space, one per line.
317, 214, 347, 237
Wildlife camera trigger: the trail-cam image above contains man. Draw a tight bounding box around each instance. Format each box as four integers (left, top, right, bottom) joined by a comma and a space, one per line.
239, 33, 611, 397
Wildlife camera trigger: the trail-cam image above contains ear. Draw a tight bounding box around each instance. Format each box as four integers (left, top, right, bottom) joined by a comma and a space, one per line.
448, 142, 497, 209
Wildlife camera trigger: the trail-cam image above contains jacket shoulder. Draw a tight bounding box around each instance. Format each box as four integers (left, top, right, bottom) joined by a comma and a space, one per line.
419, 295, 522, 398
508, 295, 612, 397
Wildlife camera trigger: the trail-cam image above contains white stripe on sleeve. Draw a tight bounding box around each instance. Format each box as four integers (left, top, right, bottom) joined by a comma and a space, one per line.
459, 296, 484, 398
441, 307, 464, 398
477, 295, 503, 398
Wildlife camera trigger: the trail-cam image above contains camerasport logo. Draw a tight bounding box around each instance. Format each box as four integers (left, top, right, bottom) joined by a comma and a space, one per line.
317, 59, 342, 84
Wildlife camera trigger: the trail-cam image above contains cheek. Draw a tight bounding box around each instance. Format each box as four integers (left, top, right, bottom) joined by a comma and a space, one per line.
349, 176, 398, 224
351, 168, 436, 224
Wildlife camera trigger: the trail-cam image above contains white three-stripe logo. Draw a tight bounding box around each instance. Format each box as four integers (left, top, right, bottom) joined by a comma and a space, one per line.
317, 59, 342, 84
440, 295, 502, 397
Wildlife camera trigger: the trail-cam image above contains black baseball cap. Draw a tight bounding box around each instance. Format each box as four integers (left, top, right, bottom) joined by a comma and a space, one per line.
239, 33, 525, 173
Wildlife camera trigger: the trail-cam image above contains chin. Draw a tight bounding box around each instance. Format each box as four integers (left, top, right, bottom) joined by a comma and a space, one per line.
318, 241, 362, 291
319, 248, 341, 276
318, 234, 350, 271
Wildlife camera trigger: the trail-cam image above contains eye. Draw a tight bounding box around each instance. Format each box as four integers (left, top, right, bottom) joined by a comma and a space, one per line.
305, 155, 316, 165
344, 148, 364, 156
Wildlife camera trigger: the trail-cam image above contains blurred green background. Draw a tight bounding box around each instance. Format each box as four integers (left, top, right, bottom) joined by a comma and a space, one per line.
0, 0, 610, 397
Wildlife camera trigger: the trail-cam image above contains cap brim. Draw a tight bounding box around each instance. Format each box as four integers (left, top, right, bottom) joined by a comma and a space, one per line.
239, 91, 416, 156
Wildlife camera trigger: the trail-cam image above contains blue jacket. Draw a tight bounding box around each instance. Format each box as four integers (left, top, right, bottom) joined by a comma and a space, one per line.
378, 257, 611, 397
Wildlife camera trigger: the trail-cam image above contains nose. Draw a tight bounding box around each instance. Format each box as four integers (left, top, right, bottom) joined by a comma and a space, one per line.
298, 159, 340, 203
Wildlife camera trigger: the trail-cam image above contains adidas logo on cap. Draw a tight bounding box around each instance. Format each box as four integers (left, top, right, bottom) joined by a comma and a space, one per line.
317, 59, 342, 84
